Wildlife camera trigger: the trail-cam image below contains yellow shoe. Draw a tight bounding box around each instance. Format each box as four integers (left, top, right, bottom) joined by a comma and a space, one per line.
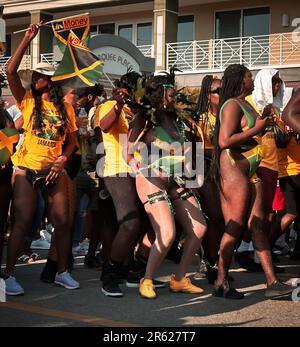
169, 274, 204, 294
139, 278, 157, 299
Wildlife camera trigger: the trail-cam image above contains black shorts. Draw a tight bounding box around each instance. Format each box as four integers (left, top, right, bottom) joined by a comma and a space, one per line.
279, 174, 300, 216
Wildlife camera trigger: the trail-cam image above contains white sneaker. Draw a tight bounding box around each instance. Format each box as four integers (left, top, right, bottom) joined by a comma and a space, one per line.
40, 229, 52, 244
274, 235, 290, 255
72, 245, 86, 256
275, 234, 288, 248
248, 241, 254, 252
31, 236, 50, 250
46, 224, 54, 234
72, 239, 89, 256
54, 271, 80, 290
5, 276, 24, 296
79, 238, 89, 254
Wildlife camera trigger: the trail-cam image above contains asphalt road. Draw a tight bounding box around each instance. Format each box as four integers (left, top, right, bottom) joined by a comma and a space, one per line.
0, 252, 300, 328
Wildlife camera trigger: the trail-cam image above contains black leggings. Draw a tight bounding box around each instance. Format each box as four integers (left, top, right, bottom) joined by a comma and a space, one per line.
104, 176, 142, 263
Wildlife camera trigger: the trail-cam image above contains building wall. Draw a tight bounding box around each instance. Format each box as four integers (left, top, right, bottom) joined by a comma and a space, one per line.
6, 0, 300, 52
183, 0, 300, 41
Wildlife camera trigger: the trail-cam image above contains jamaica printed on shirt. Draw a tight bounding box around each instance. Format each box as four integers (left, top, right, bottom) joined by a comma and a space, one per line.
31, 109, 65, 141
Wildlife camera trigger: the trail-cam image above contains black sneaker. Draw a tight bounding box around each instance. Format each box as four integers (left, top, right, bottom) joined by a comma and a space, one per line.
40, 259, 58, 283
126, 271, 166, 288
206, 266, 234, 284
101, 275, 124, 298
265, 280, 293, 299
212, 280, 244, 300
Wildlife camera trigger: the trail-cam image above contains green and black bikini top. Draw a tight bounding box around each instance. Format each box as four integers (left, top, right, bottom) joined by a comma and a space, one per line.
219, 98, 261, 152
138, 120, 185, 177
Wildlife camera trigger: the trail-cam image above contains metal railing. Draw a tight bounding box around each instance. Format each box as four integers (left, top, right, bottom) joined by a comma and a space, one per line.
3, 33, 299, 77
167, 32, 300, 72
39, 45, 155, 65
40, 53, 57, 66
137, 44, 154, 57
0, 55, 31, 77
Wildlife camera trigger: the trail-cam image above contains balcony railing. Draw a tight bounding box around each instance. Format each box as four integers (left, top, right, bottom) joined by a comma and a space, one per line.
137, 45, 154, 58
0, 55, 31, 77
2, 33, 299, 78
40, 53, 57, 66
40, 44, 154, 63
167, 32, 300, 72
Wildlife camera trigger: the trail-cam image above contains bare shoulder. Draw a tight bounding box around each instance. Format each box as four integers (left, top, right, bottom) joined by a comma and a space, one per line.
221, 99, 243, 118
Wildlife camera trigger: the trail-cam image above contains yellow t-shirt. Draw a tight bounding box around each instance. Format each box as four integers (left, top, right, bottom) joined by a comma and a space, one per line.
246, 95, 279, 172
95, 100, 133, 177
199, 112, 216, 150
11, 92, 77, 170
277, 117, 300, 178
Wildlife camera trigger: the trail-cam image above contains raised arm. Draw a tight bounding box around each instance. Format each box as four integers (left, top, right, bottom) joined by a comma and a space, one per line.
218, 100, 268, 149
6, 22, 43, 103
99, 88, 126, 133
282, 88, 300, 133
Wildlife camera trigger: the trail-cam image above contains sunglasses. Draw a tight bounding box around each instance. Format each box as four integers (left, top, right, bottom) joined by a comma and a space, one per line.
209, 87, 221, 95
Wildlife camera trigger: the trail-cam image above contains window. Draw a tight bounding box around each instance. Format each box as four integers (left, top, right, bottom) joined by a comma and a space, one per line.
99, 23, 115, 35
91, 23, 115, 36
215, 7, 270, 67
215, 7, 270, 39
177, 15, 194, 42
137, 22, 152, 46
90, 25, 98, 36
118, 24, 133, 42
215, 10, 240, 39
3, 34, 11, 56
243, 7, 269, 37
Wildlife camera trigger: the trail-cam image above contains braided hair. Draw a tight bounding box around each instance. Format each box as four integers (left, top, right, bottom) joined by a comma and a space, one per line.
196, 75, 220, 116
210, 64, 249, 189
31, 80, 69, 138
119, 70, 143, 94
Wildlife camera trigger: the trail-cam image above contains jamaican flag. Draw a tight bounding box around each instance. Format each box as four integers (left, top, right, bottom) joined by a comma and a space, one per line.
0, 128, 19, 165
51, 31, 104, 89
51, 14, 90, 53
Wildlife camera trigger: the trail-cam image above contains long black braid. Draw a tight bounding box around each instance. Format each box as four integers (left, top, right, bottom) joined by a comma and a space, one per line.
31, 81, 69, 137
209, 64, 249, 190
196, 75, 214, 116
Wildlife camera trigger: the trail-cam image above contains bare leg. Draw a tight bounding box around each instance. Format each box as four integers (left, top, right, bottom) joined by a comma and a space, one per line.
248, 183, 276, 285
216, 153, 250, 287
0, 177, 12, 265
43, 172, 74, 273
4, 170, 37, 277
171, 188, 207, 280
136, 174, 176, 280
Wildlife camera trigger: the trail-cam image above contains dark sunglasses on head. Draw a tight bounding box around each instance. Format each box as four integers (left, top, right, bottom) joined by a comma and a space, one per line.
209, 87, 220, 95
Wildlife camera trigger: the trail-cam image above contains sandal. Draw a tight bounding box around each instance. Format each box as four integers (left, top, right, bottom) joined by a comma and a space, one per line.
17, 254, 30, 264
28, 253, 42, 262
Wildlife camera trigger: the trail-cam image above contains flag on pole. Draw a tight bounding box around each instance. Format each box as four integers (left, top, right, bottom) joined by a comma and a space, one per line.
51, 14, 90, 53
51, 31, 104, 89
